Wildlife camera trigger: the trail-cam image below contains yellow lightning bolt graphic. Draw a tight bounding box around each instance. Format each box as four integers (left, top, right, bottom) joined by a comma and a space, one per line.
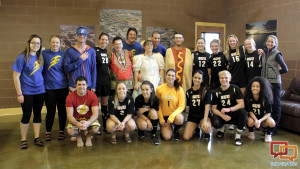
130, 49, 136, 55
79, 101, 87, 114
48, 55, 61, 70
29, 61, 40, 76
176, 52, 183, 82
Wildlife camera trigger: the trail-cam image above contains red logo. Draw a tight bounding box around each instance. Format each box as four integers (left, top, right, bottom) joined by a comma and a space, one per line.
270, 141, 298, 162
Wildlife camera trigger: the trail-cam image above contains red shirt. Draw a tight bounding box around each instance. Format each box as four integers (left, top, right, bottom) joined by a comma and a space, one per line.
66, 90, 98, 119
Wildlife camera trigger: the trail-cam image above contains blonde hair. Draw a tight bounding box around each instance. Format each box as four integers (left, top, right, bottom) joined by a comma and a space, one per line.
218, 70, 231, 79
114, 82, 127, 109
244, 37, 256, 52
224, 34, 240, 61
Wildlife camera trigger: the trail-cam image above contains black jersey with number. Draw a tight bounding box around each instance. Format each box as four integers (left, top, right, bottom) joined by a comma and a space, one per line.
135, 94, 159, 111
94, 47, 110, 85
228, 48, 247, 85
211, 84, 243, 111
245, 50, 262, 83
208, 52, 228, 89
245, 95, 272, 119
192, 51, 210, 86
186, 88, 211, 118
108, 95, 134, 121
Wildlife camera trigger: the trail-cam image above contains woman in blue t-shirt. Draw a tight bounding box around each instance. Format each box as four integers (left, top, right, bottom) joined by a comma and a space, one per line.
43, 35, 68, 141
12, 34, 45, 149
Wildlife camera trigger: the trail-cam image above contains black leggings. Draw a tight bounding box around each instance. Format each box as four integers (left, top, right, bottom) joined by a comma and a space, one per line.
21, 93, 45, 124
45, 88, 68, 132
212, 109, 247, 130
271, 83, 281, 130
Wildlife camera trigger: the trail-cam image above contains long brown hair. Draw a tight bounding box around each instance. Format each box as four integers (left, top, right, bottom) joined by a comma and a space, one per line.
224, 34, 240, 61
22, 34, 44, 65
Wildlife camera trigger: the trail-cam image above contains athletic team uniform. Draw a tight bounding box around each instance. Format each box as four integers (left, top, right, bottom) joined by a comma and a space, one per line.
208, 52, 228, 90
42, 49, 68, 132
135, 94, 159, 117
245, 95, 272, 119
156, 83, 185, 123
108, 95, 135, 122
12, 54, 45, 124
64, 45, 97, 90
228, 47, 248, 87
94, 47, 110, 96
245, 50, 262, 83
123, 41, 143, 56
186, 87, 212, 123
211, 84, 247, 130
192, 51, 210, 86
65, 90, 100, 128
153, 44, 167, 57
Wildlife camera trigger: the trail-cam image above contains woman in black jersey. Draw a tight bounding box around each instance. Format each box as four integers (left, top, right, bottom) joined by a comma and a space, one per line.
135, 81, 160, 145
192, 38, 210, 86
244, 77, 275, 142
94, 32, 110, 133
183, 70, 212, 141
224, 35, 247, 94
106, 82, 136, 144
244, 38, 262, 83
208, 39, 228, 91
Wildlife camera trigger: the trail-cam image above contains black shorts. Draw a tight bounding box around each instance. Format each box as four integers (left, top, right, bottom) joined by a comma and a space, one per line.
163, 116, 169, 122
95, 84, 110, 97
187, 113, 211, 124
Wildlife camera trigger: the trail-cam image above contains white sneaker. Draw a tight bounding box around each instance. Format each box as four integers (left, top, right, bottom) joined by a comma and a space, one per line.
248, 132, 255, 140
265, 135, 272, 143
228, 125, 235, 130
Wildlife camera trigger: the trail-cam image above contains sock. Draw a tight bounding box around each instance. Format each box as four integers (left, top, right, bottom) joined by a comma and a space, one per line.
248, 126, 254, 132
218, 125, 225, 132
101, 105, 108, 130
150, 119, 159, 135
174, 124, 182, 132
266, 127, 274, 135
235, 129, 243, 139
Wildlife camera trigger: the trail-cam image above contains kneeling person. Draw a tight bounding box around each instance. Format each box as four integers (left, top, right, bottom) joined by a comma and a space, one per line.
135, 81, 160, 145
211, 70, 247, 146
66, 76, 100, 147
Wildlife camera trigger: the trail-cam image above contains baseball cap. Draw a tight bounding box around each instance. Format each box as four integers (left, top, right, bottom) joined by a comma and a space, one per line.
76, 27, 88, 37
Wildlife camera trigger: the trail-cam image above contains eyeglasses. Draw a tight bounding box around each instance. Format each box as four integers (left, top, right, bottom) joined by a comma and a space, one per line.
30, 42, 40, 45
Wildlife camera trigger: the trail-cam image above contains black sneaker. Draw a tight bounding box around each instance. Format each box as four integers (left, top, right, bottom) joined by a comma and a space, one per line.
173, 130, 180, 141
216, 131, 224, 138
151, 135, 160, 145
203, 133, 210, 141
138, 130, 145, 138
235, 138, 243, 146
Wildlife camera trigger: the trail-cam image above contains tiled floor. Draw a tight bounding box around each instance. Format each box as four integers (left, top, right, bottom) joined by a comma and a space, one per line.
0, 107, 299, 169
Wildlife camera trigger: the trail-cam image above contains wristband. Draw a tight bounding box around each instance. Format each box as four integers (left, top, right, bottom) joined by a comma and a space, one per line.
145, 119, 149, 121
229, 107, 232, 112
74, 121, 78, 126
122, 121, 125, 124
18, 94, 23, 96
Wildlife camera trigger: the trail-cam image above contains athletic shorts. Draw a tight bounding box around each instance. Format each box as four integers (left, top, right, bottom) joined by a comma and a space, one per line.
187, 113, 211, 124
66, 117, 101, 130
95, 84, 110, 97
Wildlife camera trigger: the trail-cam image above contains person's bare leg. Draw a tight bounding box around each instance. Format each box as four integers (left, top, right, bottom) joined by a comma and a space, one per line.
20, 123, 29, 141
33, 123, 41, 139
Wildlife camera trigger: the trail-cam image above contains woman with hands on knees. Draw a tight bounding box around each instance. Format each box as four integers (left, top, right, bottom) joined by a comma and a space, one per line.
106, 82, 136, 144
156, 68, 185, 141
135, 81, 160, 145
183, 70, 212, 141
244, 76, 275, 142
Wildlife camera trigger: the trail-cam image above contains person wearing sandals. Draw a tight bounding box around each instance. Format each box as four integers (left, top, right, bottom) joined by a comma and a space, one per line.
211, 70, 247, 146
66, 76, 100, 147
94, 32, 110, 134
244, 77, 275, 142
156, 68, 185, 141
12, 34, 45, 149
135, 81, 160, 145
107, 82, 136, 144
43, 35, 68, 141
261, 35, 288, 135
183, 70, 212, 141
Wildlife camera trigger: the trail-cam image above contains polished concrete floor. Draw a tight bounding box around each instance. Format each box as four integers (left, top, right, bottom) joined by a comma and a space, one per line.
0, 107, 299, 169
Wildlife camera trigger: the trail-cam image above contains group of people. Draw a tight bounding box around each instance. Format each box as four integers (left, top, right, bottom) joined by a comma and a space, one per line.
12, 26, 288, 149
